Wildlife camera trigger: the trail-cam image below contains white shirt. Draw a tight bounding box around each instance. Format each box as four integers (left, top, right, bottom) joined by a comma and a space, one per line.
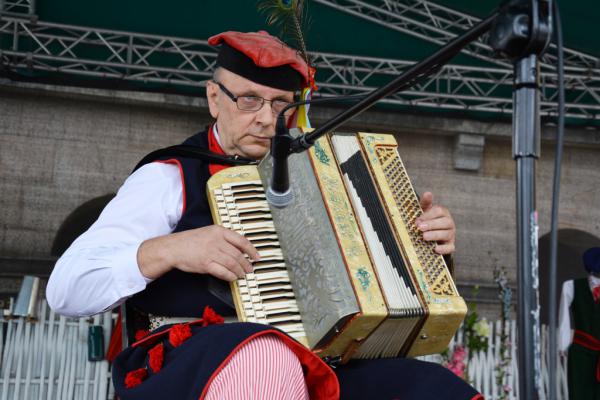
47, 126, 224, 317
558, 276, 600, 351
46, 162, 184, 317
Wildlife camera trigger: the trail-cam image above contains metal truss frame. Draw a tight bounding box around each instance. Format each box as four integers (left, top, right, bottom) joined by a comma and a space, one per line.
0, 0, 34, 15
0, 13, 598, 121
0, 15, 218, 86
311, 51, 599, 119
314, 0, 600, 72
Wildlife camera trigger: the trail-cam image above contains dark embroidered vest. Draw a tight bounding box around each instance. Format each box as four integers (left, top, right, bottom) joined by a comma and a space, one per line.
572, 278, 600, 344
127, 129, 236, 317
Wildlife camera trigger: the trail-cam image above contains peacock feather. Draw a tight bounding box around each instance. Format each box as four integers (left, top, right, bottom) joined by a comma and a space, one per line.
257, 0, 312, 67
258, 0, 316, 130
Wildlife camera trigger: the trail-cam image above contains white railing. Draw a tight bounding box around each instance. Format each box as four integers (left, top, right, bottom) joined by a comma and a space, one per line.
0, 301, 114, 400
420, 320, 569, 400
0, 303, 571, 400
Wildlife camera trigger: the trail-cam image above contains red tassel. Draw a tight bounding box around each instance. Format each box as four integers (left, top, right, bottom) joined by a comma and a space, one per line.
135, 329, 149, 342
125, 367, 148, 389
202, 306, 225, 327
148, 343, 164, 374
169, 324, 192, 348
308, 66, 318, 91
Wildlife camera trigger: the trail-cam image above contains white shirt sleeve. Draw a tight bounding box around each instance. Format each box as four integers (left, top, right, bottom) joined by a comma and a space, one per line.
46, 162, 184, 317
558, 279, 574, 352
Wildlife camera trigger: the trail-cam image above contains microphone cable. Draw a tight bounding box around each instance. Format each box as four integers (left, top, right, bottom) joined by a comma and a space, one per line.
548, 1, 565, 400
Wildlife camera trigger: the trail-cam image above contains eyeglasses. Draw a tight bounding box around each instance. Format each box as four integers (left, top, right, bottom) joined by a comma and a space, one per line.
215, 81, 293, 115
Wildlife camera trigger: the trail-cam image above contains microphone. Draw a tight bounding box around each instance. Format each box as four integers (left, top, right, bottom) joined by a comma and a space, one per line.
265, 114, 294, 208
265, 93, 368, 208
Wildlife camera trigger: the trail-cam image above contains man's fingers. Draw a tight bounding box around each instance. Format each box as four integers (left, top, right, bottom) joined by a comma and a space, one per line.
434, 243, 455, 255
221, 242, 254, 274
205, 262, 238, 282
419, 191, 434, 212
416, 216, 454, 232
237, 253, 253, 274
216, 251, 247, 278
223, 229, 260, 261
416, 205, 448, 224
422, 229, 454, 243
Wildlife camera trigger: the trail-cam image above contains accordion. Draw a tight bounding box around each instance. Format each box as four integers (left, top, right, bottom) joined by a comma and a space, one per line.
206, 131, 467, 362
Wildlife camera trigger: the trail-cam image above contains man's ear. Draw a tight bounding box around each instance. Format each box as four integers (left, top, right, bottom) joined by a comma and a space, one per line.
206, 81, 219, 119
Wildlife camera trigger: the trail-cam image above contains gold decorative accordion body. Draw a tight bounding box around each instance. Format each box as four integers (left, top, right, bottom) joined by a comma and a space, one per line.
206, 131, 467, 362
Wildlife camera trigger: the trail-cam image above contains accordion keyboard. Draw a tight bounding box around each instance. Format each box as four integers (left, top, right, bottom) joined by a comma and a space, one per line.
212, 181, 308, 344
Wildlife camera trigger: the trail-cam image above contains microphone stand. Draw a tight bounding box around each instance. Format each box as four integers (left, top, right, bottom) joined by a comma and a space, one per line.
489, 2, 553, 398
285, 12, 498, 153
271, 1, 553, 398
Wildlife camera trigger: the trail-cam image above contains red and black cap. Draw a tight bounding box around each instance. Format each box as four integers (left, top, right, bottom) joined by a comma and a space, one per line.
208, 31, 313, 91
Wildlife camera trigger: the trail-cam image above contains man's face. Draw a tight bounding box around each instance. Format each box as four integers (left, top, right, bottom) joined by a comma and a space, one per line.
206, 68, 295, 159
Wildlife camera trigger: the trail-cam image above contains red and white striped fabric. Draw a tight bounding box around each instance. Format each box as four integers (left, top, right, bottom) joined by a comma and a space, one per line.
204, 334, 309, 400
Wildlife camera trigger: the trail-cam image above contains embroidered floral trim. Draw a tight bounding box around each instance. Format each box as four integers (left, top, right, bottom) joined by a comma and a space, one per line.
202, 306, 225, 327
148, 343, 164, 374
125, 367, 148, 389
125, 307, 228, 389
169, 323, 193, 348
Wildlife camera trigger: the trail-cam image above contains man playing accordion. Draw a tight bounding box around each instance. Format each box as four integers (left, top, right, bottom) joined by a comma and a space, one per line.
48, 31, 481, 400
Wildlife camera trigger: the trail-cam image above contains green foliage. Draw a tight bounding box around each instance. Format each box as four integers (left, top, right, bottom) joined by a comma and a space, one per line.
463, 286, 490, 353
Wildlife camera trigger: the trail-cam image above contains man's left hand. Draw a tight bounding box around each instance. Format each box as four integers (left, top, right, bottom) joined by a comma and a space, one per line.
415, 191, 456, 255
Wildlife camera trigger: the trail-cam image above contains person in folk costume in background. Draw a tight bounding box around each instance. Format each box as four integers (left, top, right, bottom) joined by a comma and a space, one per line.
47, 6, 482, 400
559, 247, 600, 400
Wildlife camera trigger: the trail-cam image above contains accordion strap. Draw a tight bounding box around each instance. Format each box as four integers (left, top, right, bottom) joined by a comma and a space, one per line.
132, 145, 257, 173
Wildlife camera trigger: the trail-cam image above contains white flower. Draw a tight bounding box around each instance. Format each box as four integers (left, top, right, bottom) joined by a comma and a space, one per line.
473, 318, 490, 338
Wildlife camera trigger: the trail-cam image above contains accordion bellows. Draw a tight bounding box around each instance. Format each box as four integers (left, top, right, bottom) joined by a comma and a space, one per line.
206, 131, 467, 362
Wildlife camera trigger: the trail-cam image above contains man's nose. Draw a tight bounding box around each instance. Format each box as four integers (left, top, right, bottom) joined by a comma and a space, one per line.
255, 101, 276, 126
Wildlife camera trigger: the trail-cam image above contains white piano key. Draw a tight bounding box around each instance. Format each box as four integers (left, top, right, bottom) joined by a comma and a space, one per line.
285, 331, 308, 341
265, 314, 302, 324
227, 201, 270, 211
253, 270, 290, 280
222, 184, 262, 191
254, 275, 291, 285
240, 283, 294, 295
241, 291, 296, 303
274, 323, 305, 333
228, 223, 276, 234
261, 301, 299, 313
222, 192, 267, 200
250, 240, 280, 247
257, 249, 283, 258
244, 233, 279, 241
